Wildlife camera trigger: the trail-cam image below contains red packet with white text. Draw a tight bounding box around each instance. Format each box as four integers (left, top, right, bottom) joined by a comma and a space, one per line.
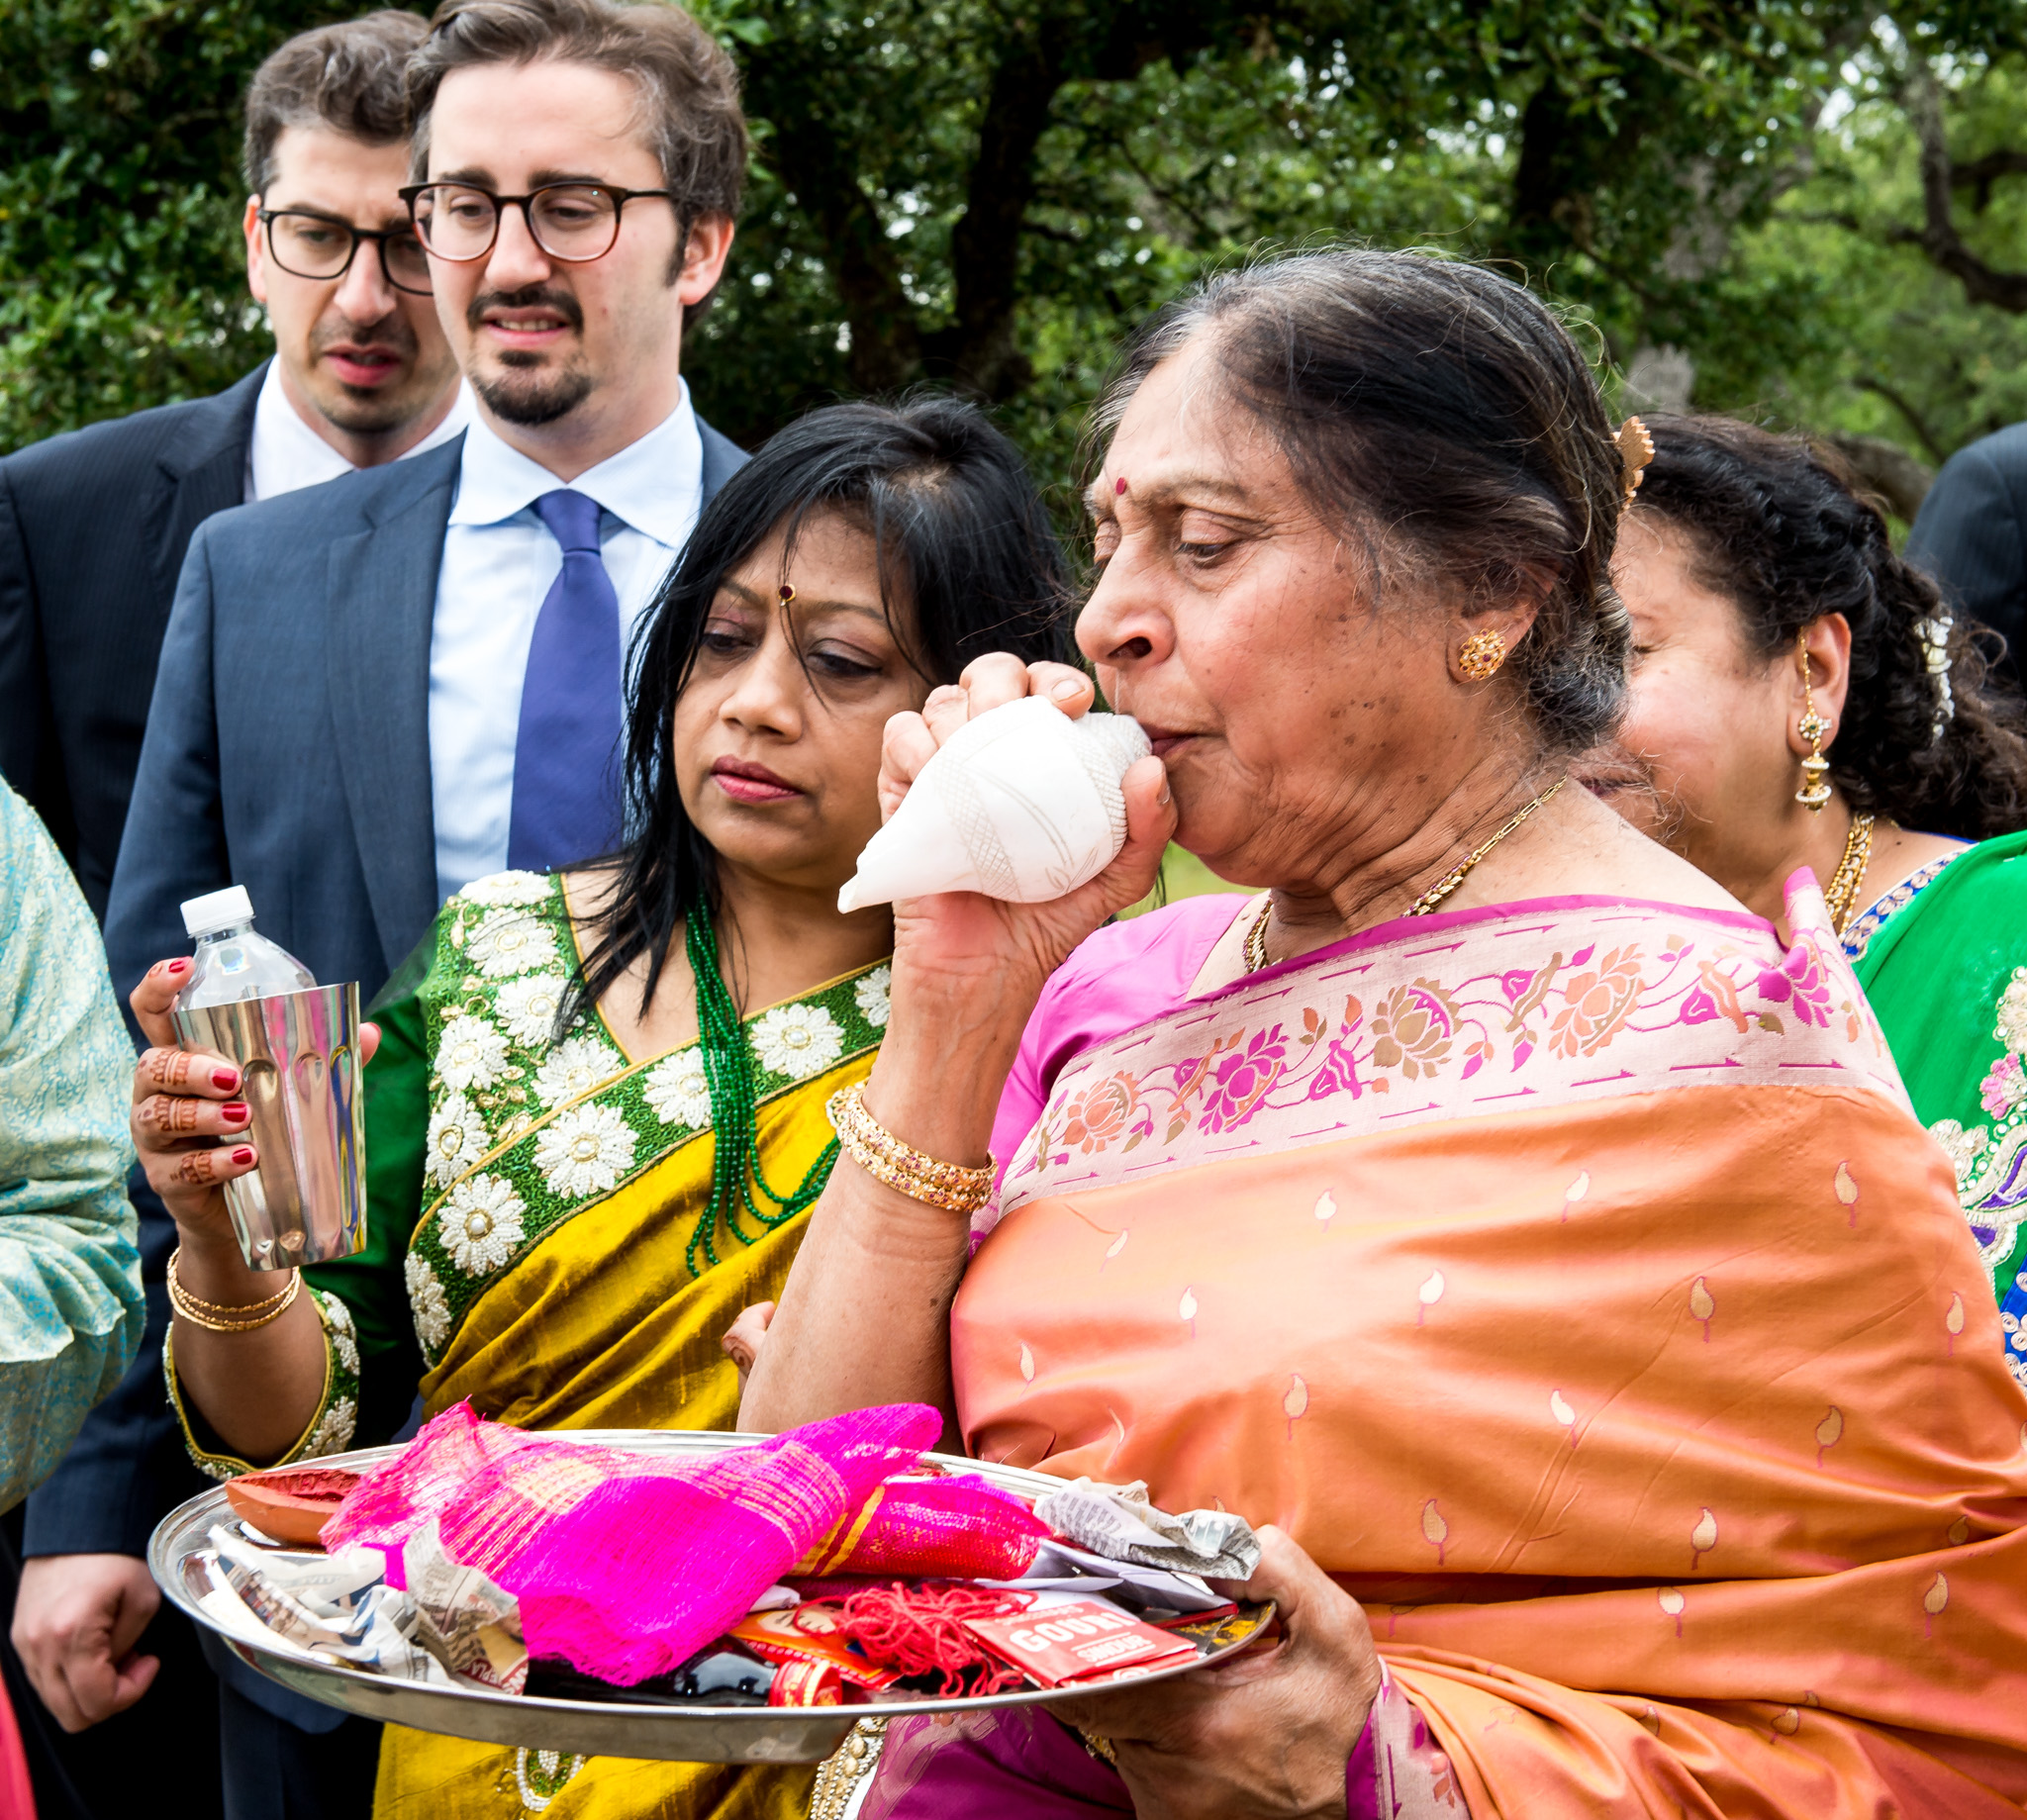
962, 1598, 1199, 1688
731, 1606, 902, 1690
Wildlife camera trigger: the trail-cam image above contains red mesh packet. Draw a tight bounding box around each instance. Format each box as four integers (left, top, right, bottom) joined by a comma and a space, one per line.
791, 1474, 1048, 1580
962, 1599, 1200, 1688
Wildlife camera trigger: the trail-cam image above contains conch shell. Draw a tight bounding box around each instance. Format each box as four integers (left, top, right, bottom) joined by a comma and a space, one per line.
838, 696, 1152, 911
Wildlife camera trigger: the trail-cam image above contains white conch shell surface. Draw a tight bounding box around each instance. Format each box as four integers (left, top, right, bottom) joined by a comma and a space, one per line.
838, 696, 1152, 910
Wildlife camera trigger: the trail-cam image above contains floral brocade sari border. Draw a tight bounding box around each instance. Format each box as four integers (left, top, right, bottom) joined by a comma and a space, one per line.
403, 871, 891, 1369
999, 879, 1911, 1220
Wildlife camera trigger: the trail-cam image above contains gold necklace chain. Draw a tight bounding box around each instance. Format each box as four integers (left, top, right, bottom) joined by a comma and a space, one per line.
1243, 777, 1568, 975
1821, 812, 1877, 936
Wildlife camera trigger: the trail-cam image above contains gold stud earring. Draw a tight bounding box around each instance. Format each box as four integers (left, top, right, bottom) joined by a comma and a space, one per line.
1459, 628, 1507, 682
1794, 627, 1832, 812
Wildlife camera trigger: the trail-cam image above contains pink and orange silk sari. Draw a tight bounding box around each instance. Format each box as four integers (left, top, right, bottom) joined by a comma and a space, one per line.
873, 879, 2027, 1818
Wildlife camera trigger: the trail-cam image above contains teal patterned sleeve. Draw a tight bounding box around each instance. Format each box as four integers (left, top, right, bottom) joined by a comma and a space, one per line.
0, 784, 144, 1511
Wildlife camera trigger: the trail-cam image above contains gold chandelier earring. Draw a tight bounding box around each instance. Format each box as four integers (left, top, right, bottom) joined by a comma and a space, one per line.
1459, 628, 1507, 682
1794, 627, 1832, 812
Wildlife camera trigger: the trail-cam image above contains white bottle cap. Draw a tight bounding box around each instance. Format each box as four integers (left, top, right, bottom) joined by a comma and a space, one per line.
181, 885, 254, 939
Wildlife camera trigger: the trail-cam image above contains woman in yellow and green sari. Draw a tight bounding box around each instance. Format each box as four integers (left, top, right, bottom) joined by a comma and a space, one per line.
125, 396, 1072, 1818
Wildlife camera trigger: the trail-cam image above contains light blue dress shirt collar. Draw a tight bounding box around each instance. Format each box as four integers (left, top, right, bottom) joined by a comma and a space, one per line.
447, 381, 703, 542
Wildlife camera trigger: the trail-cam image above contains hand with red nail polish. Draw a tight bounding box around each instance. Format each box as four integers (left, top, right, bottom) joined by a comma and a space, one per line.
124, 955, 378, 1258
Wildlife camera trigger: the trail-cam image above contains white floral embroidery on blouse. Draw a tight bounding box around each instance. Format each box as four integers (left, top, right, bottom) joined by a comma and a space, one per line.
300, 1396, 357, 1462
436, 1015, 512, 1092
532, 1033, 619, 1107
322, 1294, 361, 1376
406, 1251, 450, 1352
643, 1047, 713, 1128
457, 869, 554, 909
750, 1003, 844, 1081
495, 972, 567, 1047
534, 1102, 638, 1198
427, 1090, 483, 1189
467, 909, 559, 979
439, 1174, 527, 1275
854, 965, 893, 1030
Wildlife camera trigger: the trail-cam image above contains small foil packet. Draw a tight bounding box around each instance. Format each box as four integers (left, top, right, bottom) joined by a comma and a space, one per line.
962, 1596, 1199, 1688
1031, 1480, 1261, 1580
404, 1520, 529, 1695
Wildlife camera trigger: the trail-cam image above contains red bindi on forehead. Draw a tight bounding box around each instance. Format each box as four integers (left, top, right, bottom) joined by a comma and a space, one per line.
1114, 478, 1127, 496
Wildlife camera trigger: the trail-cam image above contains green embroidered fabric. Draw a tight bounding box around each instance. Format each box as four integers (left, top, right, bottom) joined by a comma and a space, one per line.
166, 1286, 362, 1480
402, 872, 888, 1367
1853, 829, 2027, 1341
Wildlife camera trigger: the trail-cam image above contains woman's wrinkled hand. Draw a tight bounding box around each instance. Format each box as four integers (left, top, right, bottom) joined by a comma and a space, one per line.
879, 655, 1175, 1010
129, 959, 379, 1250
1050, 1526, 1381, 1820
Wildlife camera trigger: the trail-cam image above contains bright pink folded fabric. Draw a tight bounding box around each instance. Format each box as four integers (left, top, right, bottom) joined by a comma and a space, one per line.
325, 1400, 942, 1684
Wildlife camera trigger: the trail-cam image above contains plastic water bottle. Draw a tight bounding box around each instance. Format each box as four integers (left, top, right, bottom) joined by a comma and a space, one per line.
169, 885, 367, 1268
174, 886, 316, 1007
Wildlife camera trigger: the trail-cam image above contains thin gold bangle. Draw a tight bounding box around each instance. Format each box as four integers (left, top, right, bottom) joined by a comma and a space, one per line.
167, 1247, 302, 1333
826, 1083, 995, 1215
166, 1247, 297, 1317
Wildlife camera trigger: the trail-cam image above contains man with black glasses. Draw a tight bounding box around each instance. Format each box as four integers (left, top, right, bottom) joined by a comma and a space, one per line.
0, 11, 465, 924
2, 17, 464, 1820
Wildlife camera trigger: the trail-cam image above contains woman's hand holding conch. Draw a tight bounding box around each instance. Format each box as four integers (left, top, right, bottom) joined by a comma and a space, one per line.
874, 655, 1175, 1012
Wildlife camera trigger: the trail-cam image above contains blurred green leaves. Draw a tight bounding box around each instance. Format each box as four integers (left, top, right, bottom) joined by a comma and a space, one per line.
5, 0, 2026, 502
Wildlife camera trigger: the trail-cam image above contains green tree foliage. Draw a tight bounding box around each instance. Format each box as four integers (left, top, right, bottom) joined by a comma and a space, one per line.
4, 0, 2026, 506
0, 0, 356, 448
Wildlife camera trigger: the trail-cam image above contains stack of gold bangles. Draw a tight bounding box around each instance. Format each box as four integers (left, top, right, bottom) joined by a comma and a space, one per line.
166, 1246, 301, 1332
826, 1082, 995, 1216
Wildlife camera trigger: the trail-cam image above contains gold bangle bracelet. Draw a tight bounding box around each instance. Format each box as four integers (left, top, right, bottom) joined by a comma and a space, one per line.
826, 1083, 995, 1216
166, 1246, 297, 1318
167, 1247, 302, 1333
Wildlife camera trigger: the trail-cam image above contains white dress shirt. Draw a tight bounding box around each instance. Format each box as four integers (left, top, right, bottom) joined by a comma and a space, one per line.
242, 359, 470, 503
428, 387, 704, 903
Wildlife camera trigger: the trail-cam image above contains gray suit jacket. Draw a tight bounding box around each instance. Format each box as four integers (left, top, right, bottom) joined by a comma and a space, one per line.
101, 417, 747, 1005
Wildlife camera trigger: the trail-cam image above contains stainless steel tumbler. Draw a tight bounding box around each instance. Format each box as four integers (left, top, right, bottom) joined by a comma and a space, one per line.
171, 983, 368, 1271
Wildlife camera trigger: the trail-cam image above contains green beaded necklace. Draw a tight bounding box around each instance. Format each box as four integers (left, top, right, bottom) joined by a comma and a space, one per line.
684, 893, 839, 1278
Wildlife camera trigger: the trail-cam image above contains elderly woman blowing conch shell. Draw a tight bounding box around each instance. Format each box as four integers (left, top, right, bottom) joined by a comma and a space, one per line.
746, 248, 2027, 1820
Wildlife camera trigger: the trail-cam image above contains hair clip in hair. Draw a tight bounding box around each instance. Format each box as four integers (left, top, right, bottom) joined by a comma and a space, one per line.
1613, 417, 1654, 513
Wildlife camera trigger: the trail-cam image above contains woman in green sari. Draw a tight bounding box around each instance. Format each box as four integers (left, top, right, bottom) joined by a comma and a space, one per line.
125, 397, 1071, 1818
1580, 415, 2027, 1359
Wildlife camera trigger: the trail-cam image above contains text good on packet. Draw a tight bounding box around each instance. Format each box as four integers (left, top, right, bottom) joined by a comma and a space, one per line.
962, 1598, 1199, 1688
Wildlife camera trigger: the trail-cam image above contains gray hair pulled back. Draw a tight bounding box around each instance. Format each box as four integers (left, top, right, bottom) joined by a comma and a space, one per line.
1091, 248, 1631, 756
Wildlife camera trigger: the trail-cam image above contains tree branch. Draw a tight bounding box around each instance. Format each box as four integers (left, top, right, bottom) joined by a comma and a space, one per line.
1853, 376, 1948, 466
1901, 60, 2027, 314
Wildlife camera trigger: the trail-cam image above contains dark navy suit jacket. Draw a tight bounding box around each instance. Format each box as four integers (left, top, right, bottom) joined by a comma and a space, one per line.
26, 415, 747, 1728
0, 363, 266, 920
1907, 422, 2027, 690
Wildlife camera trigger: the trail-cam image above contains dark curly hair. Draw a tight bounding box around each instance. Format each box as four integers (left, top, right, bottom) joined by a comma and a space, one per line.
1634, 416, 2027, 840
1086, 247, 1632, 756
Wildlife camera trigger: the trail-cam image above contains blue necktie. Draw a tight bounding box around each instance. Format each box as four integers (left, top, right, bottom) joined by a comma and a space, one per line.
506, 489, 626, 872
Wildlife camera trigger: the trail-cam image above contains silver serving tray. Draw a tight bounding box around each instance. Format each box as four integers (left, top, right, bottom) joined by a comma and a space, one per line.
150, 1429, 1272, 1764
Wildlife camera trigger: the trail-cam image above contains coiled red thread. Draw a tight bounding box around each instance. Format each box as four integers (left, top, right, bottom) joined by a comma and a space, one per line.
836, 1582, 1035, 1697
